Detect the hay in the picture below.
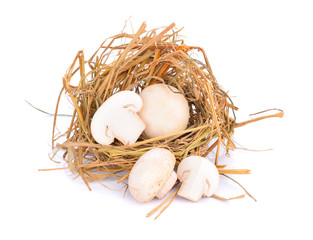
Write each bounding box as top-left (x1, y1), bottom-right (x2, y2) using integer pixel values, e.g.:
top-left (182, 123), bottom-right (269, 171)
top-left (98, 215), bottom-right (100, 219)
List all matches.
top-left (51, 22), bottom-right (283, 194)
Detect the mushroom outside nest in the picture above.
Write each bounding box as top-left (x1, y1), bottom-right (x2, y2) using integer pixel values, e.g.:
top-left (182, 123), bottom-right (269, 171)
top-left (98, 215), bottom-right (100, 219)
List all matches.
top-left (177, 156), bottom-right (220, 202)
top-left (128, 148), bottom-right (177, 202)
top-left (90, 91), bottom-right (146, 145)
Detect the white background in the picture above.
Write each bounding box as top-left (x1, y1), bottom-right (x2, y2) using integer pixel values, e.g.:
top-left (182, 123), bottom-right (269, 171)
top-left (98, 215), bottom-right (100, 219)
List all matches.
top-left (1, 0), bottom-right (312, 239)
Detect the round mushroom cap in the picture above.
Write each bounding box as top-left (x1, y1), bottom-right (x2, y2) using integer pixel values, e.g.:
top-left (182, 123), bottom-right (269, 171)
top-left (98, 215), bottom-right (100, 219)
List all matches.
top-left (128, 148), bottom-right (176, 202)
top-left (139, 84), bottom-right (189, 138)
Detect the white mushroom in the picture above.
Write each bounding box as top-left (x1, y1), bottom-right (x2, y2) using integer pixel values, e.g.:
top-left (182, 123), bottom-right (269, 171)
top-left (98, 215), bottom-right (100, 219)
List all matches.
top-left (177, 156), bottom-right (219, 202)
top-left (128, 148), bottom-right (177, 202)
top-left (139, 84), bottom-right (189, 138)
top-left (91, 91), bottom-right (146, 145)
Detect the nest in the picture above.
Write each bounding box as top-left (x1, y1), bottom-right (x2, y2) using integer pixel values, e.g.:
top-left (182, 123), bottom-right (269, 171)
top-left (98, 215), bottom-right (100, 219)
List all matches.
top-left (52, 22), bottom-right (283, 194)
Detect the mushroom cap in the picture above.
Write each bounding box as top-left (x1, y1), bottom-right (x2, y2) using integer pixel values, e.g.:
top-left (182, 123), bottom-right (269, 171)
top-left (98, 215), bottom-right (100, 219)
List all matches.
top-left (177, 156), bottom-right (220, 201)
top-left (128, 148), bottom-right (176, 202)
top-left (91, 91), bottom-right (145, 145)
top-left (139, 84), bottom-right (189, 138)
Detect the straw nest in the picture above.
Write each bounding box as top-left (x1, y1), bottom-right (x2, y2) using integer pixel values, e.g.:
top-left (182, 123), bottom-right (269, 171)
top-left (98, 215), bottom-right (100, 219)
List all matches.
top-left (52, 22), bottom-right (283, 190)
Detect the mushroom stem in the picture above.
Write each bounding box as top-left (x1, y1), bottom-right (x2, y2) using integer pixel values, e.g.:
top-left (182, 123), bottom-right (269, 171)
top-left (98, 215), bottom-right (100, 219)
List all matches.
top-left (177, 172), bottom-right (207, 202)
top-left (156, 171), bottom-right (177, 199)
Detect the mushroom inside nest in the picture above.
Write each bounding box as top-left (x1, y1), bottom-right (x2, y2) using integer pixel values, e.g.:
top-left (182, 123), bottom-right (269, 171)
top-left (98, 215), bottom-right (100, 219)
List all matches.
top-left (139, 84), bottom-right (189, 138)
top-left (128, 148), bottom-right (177, 202)
top-left (177, 156), bottom-right (220, 202)
top-left (90, 91), bottom-right (146, 145)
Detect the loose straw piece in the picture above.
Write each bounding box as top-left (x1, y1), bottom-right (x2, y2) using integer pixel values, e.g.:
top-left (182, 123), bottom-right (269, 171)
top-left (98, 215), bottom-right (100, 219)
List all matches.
top-left (38, 167), bottom-right (71, 171)
top-left (117, 171), bottom-right (130, 184)
top-left (221, 174), bottom-right (257, 202)
top-left (146, 185), bottom-right (180, 219)
top-left (212, 194), bottom-right (245, 201)
top-left (235, 109), bottom-right (284, 128)
top-left (218, 169), bottom-right (251, 174)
